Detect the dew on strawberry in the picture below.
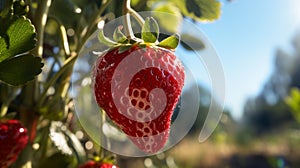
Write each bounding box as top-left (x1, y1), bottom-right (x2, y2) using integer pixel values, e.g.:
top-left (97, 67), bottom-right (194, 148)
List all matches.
top-left (92, 17), bottom-right (184, 153)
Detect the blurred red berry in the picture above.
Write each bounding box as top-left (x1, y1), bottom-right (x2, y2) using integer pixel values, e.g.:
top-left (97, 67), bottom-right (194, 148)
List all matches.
top-left (79, 161), bottom-right (119, 168)
top-left (0, 120), bottom-right (29, 168)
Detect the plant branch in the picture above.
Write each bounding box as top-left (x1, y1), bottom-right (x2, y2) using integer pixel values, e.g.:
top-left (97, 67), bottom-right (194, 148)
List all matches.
top-left (0, 87), bottom-right (19, 118)
top-left (99, 109), bottom-right (106, 159)
top-left (123, 0), bottom-right (134, 39)
top-left (37, 53), bottom-right (78, 108)
top-left (48, 15), bottom-right (71, 57)
top-left (45, 55), bottom-right (61, 82)
top-left (124, 0), bottom-right (145, 26)
top-left (33, 0), bottom-right (52, 57)
top-left (20, 0), bottom-right (52, 110)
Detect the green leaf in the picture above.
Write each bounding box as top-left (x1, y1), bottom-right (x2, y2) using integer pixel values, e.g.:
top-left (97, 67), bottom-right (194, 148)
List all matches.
top-left (158, 34), bottom-right (180, 49)
top-left (113, 26), bottom-right (127, 43)
top-left (181, 34), bottom-right (205, 50)
top-left (0, 16), bottom-right (36, 63)
top-left (118, 44), bottom-right (132, 54)
top-left (186, 0), bottom-right (202, 17)
top-left (285, 88), bottom-right (300, 123)
top-left (152, 2), bottom-right (183, 33)
top-left (13, 0), bottom-right (29, 16)
top-left (98, 29), bottom-right (117, 47)
top-left (142, 17), bottom-right (159, 43)
top-left (174, 0), bottom-right (221, 21)
top-left (0, 37), bottom-right (7, 58)
top-left (0, 54), bottom-right (43, 86)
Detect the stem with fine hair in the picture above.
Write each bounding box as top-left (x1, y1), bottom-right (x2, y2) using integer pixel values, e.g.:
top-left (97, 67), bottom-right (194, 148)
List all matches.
top-left (123, 0), bottom-right (145, 40)
top-left (123, 0), bottom-right (145, 26)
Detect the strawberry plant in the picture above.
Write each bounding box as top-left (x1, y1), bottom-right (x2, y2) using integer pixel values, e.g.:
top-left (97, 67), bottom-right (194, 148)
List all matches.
top-left (0, 0), bottom-right (222, 167)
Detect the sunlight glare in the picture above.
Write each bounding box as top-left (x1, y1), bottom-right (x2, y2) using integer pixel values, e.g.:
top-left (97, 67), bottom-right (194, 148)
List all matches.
top-left (289, 1), bottom-right (300, 24)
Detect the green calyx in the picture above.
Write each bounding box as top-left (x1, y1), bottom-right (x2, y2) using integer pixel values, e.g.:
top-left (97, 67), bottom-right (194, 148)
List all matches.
top-left (97, 17), bottom-right (180, 52)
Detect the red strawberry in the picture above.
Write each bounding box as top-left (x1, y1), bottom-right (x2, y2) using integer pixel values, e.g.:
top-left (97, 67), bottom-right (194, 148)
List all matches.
top-left (79, 161), bottom-right (119, 168)
top-left (93, 42), bottom-right (184, 153)
top-left (0, 120), bottom-right (29, 168)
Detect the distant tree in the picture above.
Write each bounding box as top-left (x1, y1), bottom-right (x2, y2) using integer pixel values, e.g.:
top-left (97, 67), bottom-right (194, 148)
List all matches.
top-left (242, 31), bottom-right (300, 134)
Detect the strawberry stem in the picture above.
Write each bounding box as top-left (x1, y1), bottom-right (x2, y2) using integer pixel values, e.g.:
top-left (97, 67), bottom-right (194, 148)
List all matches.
top-left (122, 0), bottom-right (145, 40)
top-left (123, 0), bottom-right (145, 26)
top-left (99, 109), bottom-right (105, 159)
top-left (99, 109), bottom-right (112, 160)
top-left (123, 0), bottom-right (134, 40)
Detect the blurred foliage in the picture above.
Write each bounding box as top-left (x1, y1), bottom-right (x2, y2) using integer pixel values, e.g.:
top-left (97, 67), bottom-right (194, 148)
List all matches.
top-left (286, 88), bottom-right (300, 123)
top-left (132, 0), bottom-right (221, 22)
top-left (175, 0), bottom-right (221, 22)
top-left (242, 32), bottom-right (300, 135)
top-left (152, 2), bottom-right (182, 33)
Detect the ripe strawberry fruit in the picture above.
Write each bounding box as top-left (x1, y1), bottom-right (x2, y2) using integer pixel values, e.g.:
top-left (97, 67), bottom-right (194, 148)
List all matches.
top-left (79, 161), bottom-right (119, 168)
top-left (0, 120), bottom-right (29, 168)
top-left (92, 17), bottom-right (185, 153)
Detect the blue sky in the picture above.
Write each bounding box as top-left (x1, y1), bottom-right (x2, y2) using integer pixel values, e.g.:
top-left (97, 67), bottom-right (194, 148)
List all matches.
top-left (198, 0), bottom-right (300, 119)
